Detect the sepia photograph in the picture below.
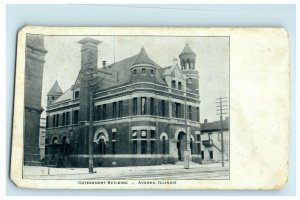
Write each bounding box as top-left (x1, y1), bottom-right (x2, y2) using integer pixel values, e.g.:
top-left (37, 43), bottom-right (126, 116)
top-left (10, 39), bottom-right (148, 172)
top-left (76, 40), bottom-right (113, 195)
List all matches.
top-left (22, 33), bottom-right (229, 181)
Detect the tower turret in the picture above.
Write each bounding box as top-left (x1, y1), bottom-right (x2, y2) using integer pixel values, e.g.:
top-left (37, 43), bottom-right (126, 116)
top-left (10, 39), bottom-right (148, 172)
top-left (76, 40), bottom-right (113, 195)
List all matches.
top-left (179, 43), bottom-right (199, 95)
top-left (130, 47), bottom-right (157, 83)
top-left (47, 80), bottom-right (63, 105)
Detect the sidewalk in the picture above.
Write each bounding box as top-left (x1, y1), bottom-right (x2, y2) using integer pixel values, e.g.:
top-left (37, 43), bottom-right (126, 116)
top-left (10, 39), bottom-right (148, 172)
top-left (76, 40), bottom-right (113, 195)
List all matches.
top-left (23, 162), bottom-right (229, 180)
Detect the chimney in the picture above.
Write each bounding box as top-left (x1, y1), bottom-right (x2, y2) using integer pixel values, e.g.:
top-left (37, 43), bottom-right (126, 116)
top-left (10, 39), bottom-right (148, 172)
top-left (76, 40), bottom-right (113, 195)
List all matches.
top-left (102, 60), bottom-right (106, 68)
top-left (78, 37), bottom-right (102, 70)
top-left (204, 119), bottom-right (208, 123)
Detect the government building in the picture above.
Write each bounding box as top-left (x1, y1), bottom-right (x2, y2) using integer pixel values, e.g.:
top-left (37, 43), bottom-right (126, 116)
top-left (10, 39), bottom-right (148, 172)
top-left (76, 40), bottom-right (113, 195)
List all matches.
top-left (45, 37), bottom-right (202, 167)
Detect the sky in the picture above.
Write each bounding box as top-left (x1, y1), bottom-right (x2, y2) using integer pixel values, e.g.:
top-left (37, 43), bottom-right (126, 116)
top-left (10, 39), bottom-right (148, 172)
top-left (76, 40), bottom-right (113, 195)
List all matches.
top-left (42, 35), bottom-right (229, 122)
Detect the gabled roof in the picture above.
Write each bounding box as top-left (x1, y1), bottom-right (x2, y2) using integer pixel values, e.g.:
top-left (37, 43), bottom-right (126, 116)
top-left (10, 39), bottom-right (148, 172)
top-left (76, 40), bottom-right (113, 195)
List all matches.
top-left (179, 43), bottom-right (196, 56)
top-left (132, 47), bottom-right (156, 66)
top-left (52, 87), bottom-right (72, 103)
top-left (47, 80), bottom-right (63, 96)
top-left (51, 47), bottom-right (169, 105)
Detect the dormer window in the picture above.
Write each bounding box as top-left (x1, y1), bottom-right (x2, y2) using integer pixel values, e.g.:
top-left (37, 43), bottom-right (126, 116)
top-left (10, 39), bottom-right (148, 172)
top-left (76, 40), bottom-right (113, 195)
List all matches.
top-left (172, 80), bottom-right (176, 88)
top-left (150, 69), bottom-right (154, 76)
top-left (75, 91), bottom-right (80, 99)
top-left (142, 68), bottom-right (146, 75)
top-left (133, 69), bottom-right (137, 76)
top-left (178, 82), bottom-right (182, 90)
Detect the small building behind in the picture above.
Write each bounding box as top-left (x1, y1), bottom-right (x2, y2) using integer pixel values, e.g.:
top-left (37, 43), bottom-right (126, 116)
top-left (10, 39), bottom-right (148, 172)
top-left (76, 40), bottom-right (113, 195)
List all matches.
top-left (200, 117), bottom-right (229, 163)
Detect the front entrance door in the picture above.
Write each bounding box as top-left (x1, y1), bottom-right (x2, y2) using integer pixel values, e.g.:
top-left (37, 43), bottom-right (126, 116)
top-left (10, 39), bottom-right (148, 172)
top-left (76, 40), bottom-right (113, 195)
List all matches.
top-left (177, 132), bottom-right (185, 161)
top-left (98, 139), bottom-right (105, 154)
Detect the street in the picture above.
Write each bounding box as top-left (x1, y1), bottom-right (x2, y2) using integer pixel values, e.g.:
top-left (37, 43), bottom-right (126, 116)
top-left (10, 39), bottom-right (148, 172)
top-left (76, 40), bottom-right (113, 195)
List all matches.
top-left (23, 162), bottom-right (229, 180)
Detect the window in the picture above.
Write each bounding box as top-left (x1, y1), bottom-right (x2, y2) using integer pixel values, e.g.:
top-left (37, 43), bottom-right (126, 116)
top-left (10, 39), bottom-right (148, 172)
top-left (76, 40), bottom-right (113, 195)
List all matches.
top-left (196, 107), bottom-right (200, 122)
top-left (133, 98), bottom-right (137, 115)
top-left (52, 96), bottom-right (55, 100)
top-left (52, 115), bottom-right (55, 127)
top-left (172, 80), bottom-right (176, 88)
top-left (141, 97), bottom-right (146, 115)
top-left (142, 68), bottom-right (146, 75)
top-left (209, 151), bottom-right (213, 159)
top-left (62, 113), bottom-right (65, 126)
top-left (119, 101), bottom-right (123, 117)
top-left (113, 102), bottom-right (117, 118)
top-left (66, 112), bottom-right (70, 125)
top-left (112, 132), bottom-right (116, 140)
top-left (132, 131), bottom-right (137, 139)
top-left (56, 114), bottom-right (59, 127)
top-left (201, 150), bottom-right (204, 159)
top-left (97, 105), bottom-right (101, 120)
top-left (161, 100), bottom-right (166, 117)
top-left (197, 143), bottom-right (201, 155)
top-left (150, 98), bottom-right (154, 115)
top-left (175, 103), bottom-right (181, 118)
top-left (103, 104), bottom-right (106, 119)
top-left (187, 78), bottom-right (192, 83)
top-left (197, 134), bottom-right (200, 141)
top-left (150, 130), bottom-right (155, 139)
top-left (150, 69), bottom-right (154, 75)
top-left (112, 142), bottom-right (116, 154)
top-left (151, 141), bottom-right (155, 154)
top-left (133, 141), bottom-right (137, 154)
top-left (133, 69), bottom-right (137, 75)
top-left (141, 141), bottom-right (147, 154)
top-left (74, 110), bottom-right (78, 124)
top-left (75, 91), bottom-right (80, 99)
top-left (208, 132), bottom-right (212, 140)
top-left (74, 110), bottom-right (79, 124)
top-left (141, 130), bottom-right (147, 138)
top-left (188, 105), bottom-right (192, 120)
top-left (132, 131), bottom-right (138, 154)
top-left (178, 82), bottom-right (182, 90)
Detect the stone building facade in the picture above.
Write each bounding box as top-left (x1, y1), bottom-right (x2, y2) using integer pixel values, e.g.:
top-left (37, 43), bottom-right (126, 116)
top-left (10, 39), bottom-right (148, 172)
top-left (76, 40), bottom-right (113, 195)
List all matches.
top-left (200, 117), bottom-right (229, 163)
top-left (24, 34), bottom-right (47, 166)
top-left (45, 38), bottom-right (201, 167)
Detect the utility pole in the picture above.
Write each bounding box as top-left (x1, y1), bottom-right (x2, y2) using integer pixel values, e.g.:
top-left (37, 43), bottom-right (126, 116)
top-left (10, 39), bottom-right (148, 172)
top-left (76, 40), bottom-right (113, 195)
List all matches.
top-left (216, 97), bottom-right (228, 167)
top-left (83, 67), bottom-right (97, 174)
top-left (84, 67), bottom-right (112, 174)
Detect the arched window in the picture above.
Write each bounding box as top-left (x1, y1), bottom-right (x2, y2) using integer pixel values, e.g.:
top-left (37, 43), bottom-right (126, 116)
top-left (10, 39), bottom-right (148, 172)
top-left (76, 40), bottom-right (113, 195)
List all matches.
top-left (187, 59), bottom-right (191, 69)
top-left (133, 69), bottom-right (137, 75)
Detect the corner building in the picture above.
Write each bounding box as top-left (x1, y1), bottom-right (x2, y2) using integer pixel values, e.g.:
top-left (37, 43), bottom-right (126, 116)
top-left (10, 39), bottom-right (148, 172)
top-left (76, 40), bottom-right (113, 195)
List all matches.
top-left (45, 38), bottom-right (201, 167)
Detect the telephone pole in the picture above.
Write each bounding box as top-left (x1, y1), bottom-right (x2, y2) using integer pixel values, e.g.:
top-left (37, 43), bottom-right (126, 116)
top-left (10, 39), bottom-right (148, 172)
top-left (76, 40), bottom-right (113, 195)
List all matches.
top-left (216, 97), bottom-right (228, 167)
top-left (184, 91), bottom-right (190, 169)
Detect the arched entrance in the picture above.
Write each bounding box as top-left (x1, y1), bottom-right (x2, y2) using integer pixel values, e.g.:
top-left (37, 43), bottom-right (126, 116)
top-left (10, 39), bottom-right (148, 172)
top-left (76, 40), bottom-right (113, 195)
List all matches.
top-left (93, 128), bottom-right (109, 155)
top-left (177, 132), bottom-right (185, 161)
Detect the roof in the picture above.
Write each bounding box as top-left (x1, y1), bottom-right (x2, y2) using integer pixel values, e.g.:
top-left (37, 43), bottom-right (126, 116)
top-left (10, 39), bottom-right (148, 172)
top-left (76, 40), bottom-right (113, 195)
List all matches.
top-left (201, 118), bottom-right (229, 132)
top-left (47, 80), bottom-right (63, 96)
top-left (51, 47), bottom-right (169, 105)
top-left (179, 43), bottom-right (196, 56)
top-left (132, 47), bottom-right (156, 66)
top-left (52, 87), bottom-right (72, 103)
